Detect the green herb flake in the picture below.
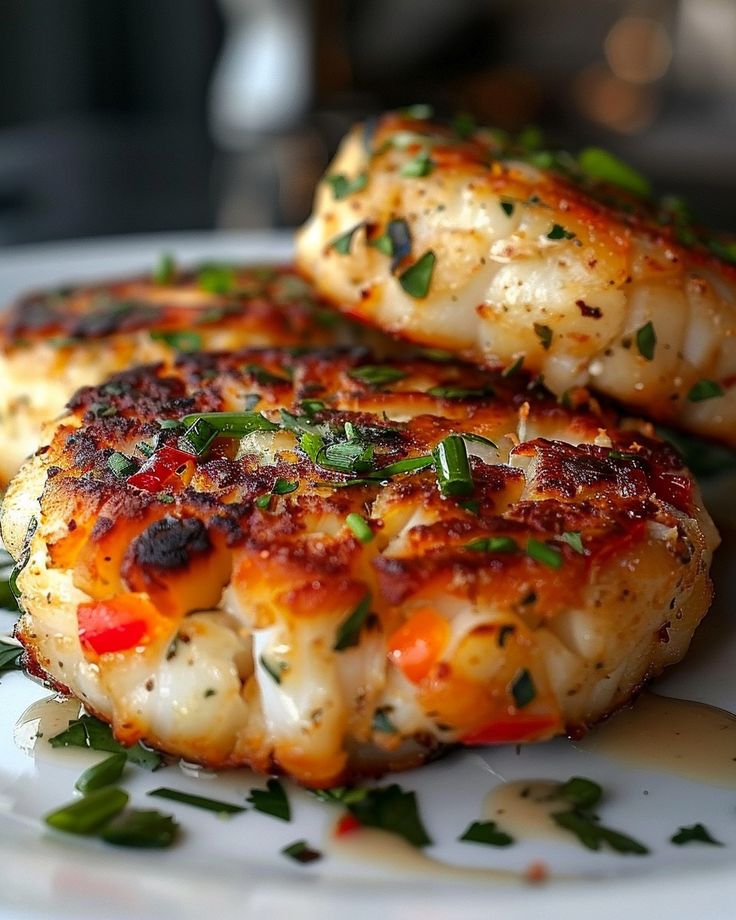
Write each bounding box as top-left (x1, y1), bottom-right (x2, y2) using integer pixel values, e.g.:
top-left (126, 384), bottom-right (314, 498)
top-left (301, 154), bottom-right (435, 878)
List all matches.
top-left (400, 103), bottom-right (434, 120)
top-left (49, 715), bottom-right (164, 770)
top-left (75, 752), bottom-right (127, 794)
top-left (465, 536), bottom-right (518, 554)
top-left (179, 417), bottom-right (218, 456)
top-left (526, 538), bottom-right (563, 569)
top-left (0, 634), bottom-right (21, 669)
top-left (452, 112), bottom-right (476, 140)
top-left (148, 787), bottom-right (245, 816)
top-left (533, 323), bottom-right (553, 349)
top-left (687, 380), bottom-right (724, 402)
top-left (247, 779), bottom-right (291, 822)
top-left (101, 808), bottom-right (179, 848)
top-left (398, 251), bottom-right (436, 299)
top-left (181, 411), bottom-right (279, 436)
top-left (459, 820), bottom-right (514, 847)
top-left (546, 224), bottom-right (575, 241)
top-left (346, 513), bottom-right (374, 543)
top-left (347, 784), bottom-right (432, 847)
top-left (670, 823), bottom-right (723, 847)
top-left (107, 451), bottom-right (137, 479)
top-left (427, 385), bottom-right (494, 400)
top-left (329, 223), bottom-right (363, 255)
top-left (153, 253), bottom-right (176, 285)
top-left (510, 668), bottom-right (536, 708)
top-left (500, 200), bottom-right (515, 217)
top-left (552, 809), bottom-right (648, 855)
top-left (281, 840), bottom-right (322, 864)
top-left (497, 625), bottom-right (515, 647)
top-left (557, 777), bottom-right (603, 810)
top-left (400, 150), bottom-right (434, 178)
top-left (150, 330), bottom-right (202, 353)
top-left (578, 147), bottom-right (651, 198)
top-left (559, 531), bottom-right (584, 554)
top-left (324, 172), bottom-right (368, 201)
top-left (349, 365), bottom-right (407, 388)
top-left (503, 355), bottom-right (522, 380)
top-left (45, 787), bottom-right (129, 836)
top-left (433, 434), bottom-right (474, 497)
top-left (334, 594), bottom-right (372, 651)
top-left (636, 321), bottom-right (657, 361)
top-left (310, 786), bottom-right (368, 806)
top-left (372, 708), bottom-right (397, 734)
top-left (259, 653), bottom-right (288, 684)
top-left (197, 264), bottom-right (236, 295)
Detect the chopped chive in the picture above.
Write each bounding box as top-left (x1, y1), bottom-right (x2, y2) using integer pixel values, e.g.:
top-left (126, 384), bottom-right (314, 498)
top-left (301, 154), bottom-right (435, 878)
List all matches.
top-left (272, 478), bottom-right (298, 495)
top-left (150, 330), bottom-right (202, 353)
top-left (367, 455), bottom-right (433, 479)
top-left (578, 147), bottom-right (651, 198)
top-left (329, 223), bottom-right (364, 255)
top-left (300, 399), bottom-right (326, 415)
top-left (688, 379), bottom-right (724, 402)
top-left (461, 432), bottom-right (498, 449)
top-left (107, 452), bottom-right (137, 478)
top-left (197, 263), bottom-right (235, 294)
top-left (559, 531), bottom-right (584, 554)
top-left (255, 492), bottom-right (270, 509)
top-left (398, 251), bottom-right (436, 299)
top-left (546, 224), bottom-right (575, 241)
top-left (244, 363), bottom-right (291, 386)
top-left (334, 594), bottom-right (372, 651)
top-left (433, 435), bottom-right (473, 497)
top-left (349, 365), bottom-right (407, 387)
top-left (153, 253), bottom-right (176, 285)
top-left (179, 417), bottom-right (218, 456)
top-left (400, 150), bottom-right (434, 178)
top-left (180, 411), bottom-right (279, 435)
top-left (427, 385), bottom-right (494, 399)
top-left (346, 513), bottom-right (374, 543)
top-left (526, 538), bottom-right (563, 569)
top-left (148, 787), bottom-right (245, 816)
top-left (75, 753), bottom-right (127, 794)
top-left (670, 823), bottom-right (723, 847)
top-left (500, 200), bottom-right (515, 217)
top-left (101, 808), bottom-right (179, 848)
top-left (282, 840), bottom-right (322, 864)
top-left (247, 779), bottom-right (290, 822)
top-left (459, 820), bottom-right (514, 847)
top-left (324, 172), bottom-right (368, 200)
top-left (533, 323), bottom-right (553, 349)
top-left (319, 440), bottom-right (375, 474)
top-left (510, 668), bottom-right (536, 708)
top-left (636, 321), bottom-right (656, 361)
top-left (45, 787), bottom-right (129, 835)
top-left (608, 449), bottom-right (639, 461)
top-left (465, 536), bottom-right (518, 553)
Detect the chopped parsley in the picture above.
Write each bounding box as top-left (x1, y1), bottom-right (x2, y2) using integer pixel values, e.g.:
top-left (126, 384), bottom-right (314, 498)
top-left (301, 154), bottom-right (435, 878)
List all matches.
top-left (372, 708), bottom-right (398, 734)
top-left (259, 653), bottom-right (288, 684)
top-left (398, 250), bottom-right (436, 299)
top-left (150, 330), bottom-right (202, 353)
top-left (533, 323), bottom-right (553, 349)
top-left (546, 224), bottom-right (575, 241)
top-left (500, 200), bottom-right (515, 217)
top-left (427, 385), bottom-right (494, 400)
top-left (578, 147), bottom-right (651, 198)
top-left (370, 218), bottom-right (413, 272)
top-left (670, 823), bottom-right (723, 847)
top-left (349, 365), bottom-right (407, 388)
top-left (49, 715), bottom-right (164, 770)
top-left (400, 150), bottom-right (434, 178)
top-left (197, 263), bottom-right (235, 295)
top-left (636, 321), bottom-right (657, 361)
top-left (281, 840), bottom-right (322, 864)
top-left (324, 172), bottom-right (368, 200)
top-left (347, 784), bottom-right (432, 847)
top-left (510, 669), bottom-right (536, 708)
top-left (153, 253), bottom-right (176, 285)
top-left (559, 531), bottom-right (584, 554)
top-left (459, 820), bottom-right (514, 847)
top-left (0, 636), bottom-right (22, 671)
top-left (247, 779), bottom-right (291, 822)
top-left (687, 379), bottom-right (724, 402)
top-left (329, 223), bottom-right (363, 255)
top-left (465, 536), bottom-right (518, 554)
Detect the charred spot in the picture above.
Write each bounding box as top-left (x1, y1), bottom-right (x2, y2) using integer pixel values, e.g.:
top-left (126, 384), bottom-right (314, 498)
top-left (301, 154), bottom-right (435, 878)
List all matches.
top-left (128, 516), bottom-right (212, 570)
top-left (68, 300), bottom-right (159, 338)
top-left (575, 299), bottom-right (602, 319)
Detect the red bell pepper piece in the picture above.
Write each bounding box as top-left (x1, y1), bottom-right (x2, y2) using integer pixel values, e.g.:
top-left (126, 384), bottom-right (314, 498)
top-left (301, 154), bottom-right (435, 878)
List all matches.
top-left (461, 713), bottom-right (560, 746)
top-left (335, 813), bottom-right (361, 836)
top-left (77, 594), bottom-right (157, 655)
top-left (127, 445), bottom-right (194, 492)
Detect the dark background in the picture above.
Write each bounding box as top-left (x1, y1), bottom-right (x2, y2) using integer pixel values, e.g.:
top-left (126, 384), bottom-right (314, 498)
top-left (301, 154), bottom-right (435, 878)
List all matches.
top-left (1, 0), bottom-right (734, 246)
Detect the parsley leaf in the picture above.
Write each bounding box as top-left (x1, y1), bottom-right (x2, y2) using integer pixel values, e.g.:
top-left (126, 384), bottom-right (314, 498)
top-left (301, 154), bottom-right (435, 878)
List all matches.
top-left (282, 840), bottom-right (322, 863)
top-left (0, 636), bottom-right (22, 672)
top-left (329, 223), bottom-right (364, 255)
top-left (325, 172), bottom-right (368, 200)
top-left (49, 715), bottom-right (164, 771)
top-left (533, 323), bottom-right (553, 349)
top-left (552, 810), bottom-right (649, 855)
top-left (559, 531), bottom-right (584, 554)
top-left (636, 321), bottom-right (657, 361)
top-left (398, 251), bottom-right (436, 299)
top-left (546, 224), bottom-right (575, 241)
top-left (459, 820), bottom-right (514, 847)
top-left (247, 778), bottom-right (291, 822)
top-left (688, 380), bottom-right (724, 402)
top-left (670, 823), bottom-right (723, 847)
top-left (347, 784), bottom-right (432, 847)
top-left (334, 595), bottom-right (372, 651)
top-left (150, 330), bottom-right (202, 353)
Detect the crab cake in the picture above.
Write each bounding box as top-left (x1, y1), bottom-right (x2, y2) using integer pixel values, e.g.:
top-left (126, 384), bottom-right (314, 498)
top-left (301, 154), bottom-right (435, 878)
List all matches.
top-left (2, 350), bottom-right (718, 787)
top-left (0, 262), bottom-right (373, 488)
top-left (296, 110), bottom-right (736, 447)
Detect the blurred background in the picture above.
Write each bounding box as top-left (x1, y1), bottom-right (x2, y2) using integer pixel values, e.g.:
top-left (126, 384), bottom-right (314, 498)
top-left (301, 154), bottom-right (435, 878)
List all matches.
top-left (1, 0), bottom-right (734, 246)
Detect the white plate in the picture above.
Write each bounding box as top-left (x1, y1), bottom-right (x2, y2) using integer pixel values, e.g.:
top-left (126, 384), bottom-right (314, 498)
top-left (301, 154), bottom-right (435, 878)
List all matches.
top-left (1, 233), bottom-right (736, 920)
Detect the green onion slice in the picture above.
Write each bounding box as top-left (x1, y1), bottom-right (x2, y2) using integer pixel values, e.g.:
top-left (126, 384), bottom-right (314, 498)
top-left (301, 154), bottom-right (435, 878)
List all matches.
top-left (433, 435), bottom-right (474, 497)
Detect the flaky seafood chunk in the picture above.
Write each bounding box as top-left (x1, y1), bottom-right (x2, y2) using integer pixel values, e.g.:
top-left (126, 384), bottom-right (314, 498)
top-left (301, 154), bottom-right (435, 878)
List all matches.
top-left (296, 111), bottom-right (736, 446)
top-left (0, 262), bottom-right (371, 487)
top-left (2, 349), bottom-right (718, 786)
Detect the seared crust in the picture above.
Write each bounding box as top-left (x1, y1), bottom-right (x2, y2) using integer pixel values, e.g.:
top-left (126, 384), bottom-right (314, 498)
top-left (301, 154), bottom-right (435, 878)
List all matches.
top-left (2, 349), bottom-right (718, 785)
top-left (296, 112), bottom-right (736, 446)
top-left (0, 264), bottom-right (378, 487)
